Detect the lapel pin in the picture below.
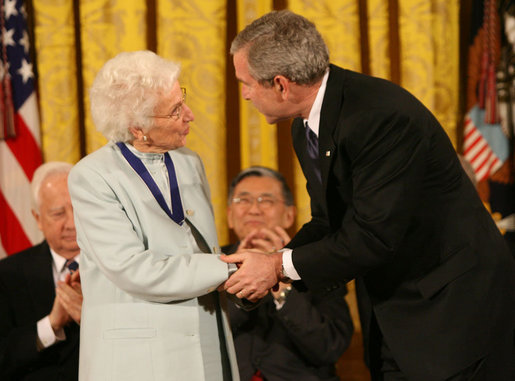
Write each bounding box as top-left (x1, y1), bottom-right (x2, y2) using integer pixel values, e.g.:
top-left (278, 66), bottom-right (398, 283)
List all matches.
top-left (186, 209), bottom-right (194, 216)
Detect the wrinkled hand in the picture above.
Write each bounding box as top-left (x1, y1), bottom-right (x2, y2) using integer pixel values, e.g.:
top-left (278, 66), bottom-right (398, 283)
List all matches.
top-left (220, 250), bottom-right (282, 302)
top-left (56, 270), bottom-right (83, 325)
top-left (238, 226), bottom-right (290, 253)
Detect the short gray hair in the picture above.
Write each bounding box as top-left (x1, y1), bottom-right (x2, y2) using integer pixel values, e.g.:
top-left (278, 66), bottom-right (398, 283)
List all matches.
top-left (228, 166), bottom-right (294, 206)
top-left (230, 10), bottom-right (329, 86)
top-left (31, 162), bottom-right (73, 213)
top-left (90, 50), bottom-right (181, 142)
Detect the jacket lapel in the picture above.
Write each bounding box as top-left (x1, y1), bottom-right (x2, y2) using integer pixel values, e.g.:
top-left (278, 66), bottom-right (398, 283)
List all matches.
top-left (318, 65), bottom-right (345, 191)
top-left (25, 241), bottom-right (56, 318)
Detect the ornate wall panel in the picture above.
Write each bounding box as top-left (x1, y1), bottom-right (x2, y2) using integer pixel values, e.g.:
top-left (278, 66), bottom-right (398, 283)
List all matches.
top-left (80, 0), bottom-right (147, 154)
top-left (367, 0), bottom-right (391, 80)
top-left (157, 0), bottom-right (229, 243)
top-left (236, 0), bottom-right (276, 171)
top-left (399, 0), bottom-right (459, 145)
top-left (33, 0), bottom-right (80, 162)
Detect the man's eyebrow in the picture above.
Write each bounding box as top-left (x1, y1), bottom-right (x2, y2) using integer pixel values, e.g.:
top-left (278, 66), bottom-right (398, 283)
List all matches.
top-left (47, 206), bottom-right (65, 213)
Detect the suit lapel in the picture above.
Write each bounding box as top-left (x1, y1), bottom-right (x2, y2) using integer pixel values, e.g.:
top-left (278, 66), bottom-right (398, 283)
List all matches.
top-left (25, 241), bottom-right (56, 318)
top-left (319, 65), bottom-right (345, 191)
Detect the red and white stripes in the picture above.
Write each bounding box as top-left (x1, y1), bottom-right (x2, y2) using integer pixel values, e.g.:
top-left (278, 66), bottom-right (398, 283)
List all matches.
top-left (0, 93), bottom-right (42, 258)
top-left (463, 114), bottom-right (502, 183)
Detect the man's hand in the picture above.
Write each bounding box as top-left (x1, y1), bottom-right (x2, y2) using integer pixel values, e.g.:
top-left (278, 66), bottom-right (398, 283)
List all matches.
top-left (56, 270), bottom-right (83, 325)
top-left (48, 294), bottom-right (72, 333)
top-left (220, 250), bottom-right (282, 302)
top-left (238, 226), bottom-right (290, 253)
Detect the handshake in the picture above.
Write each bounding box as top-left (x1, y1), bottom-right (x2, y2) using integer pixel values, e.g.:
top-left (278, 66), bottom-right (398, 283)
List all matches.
top-left (219, 226), bottom-right (292, 303)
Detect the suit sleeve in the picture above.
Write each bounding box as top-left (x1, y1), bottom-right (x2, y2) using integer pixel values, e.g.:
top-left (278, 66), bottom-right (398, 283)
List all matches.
top-left (0, 274), bottom-right (41, 378)
top-left (274, 285), bottom-right (353, 365)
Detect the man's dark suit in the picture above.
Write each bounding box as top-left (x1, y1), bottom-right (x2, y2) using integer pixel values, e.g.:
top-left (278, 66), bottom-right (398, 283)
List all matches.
top-left (223, 244), bottom-right (353, 381)
top-left (287, 65), bottom-right (515, 380)
top-left (0, 241), bottom-right (79, 381)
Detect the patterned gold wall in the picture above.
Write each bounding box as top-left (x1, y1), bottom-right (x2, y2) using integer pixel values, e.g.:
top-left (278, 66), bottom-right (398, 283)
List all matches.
top-left (32, 0), bottom-right (460, 247)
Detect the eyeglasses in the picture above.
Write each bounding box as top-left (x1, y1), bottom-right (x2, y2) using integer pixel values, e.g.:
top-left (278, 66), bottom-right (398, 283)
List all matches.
top-left (150, 87), bottom-right (187, 121)
top-left (231, 195), bottom-right (284, 210)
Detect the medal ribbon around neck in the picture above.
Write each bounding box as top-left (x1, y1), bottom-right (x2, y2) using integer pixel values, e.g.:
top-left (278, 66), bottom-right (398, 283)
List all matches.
top-left (116, 142), bottom-right (184, 226)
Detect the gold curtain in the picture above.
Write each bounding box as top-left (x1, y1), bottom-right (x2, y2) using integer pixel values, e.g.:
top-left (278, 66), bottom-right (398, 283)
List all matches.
top-left (32, 0), bottom-right (460, 253)
top-left (80, 0), bottom-right (147, 154)
top-left (157, 0), bottom-right (229, 243)
top-left (33, 0), bottom-right (80, 163)
top-left (31, 2), bottom-right (460, 379)
top-left (367, 0), bottom-right (391, 80)
top-left (236, 0), bottom-right (276, 171)
top-left (398, 0), bottom-right (460, 146)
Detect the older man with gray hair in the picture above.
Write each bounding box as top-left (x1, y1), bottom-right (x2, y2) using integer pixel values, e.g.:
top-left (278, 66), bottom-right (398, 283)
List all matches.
top-left (0, 161), bottom-right (82, 381)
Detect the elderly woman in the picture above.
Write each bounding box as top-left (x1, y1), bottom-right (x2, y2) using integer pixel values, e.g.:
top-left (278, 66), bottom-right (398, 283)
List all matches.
top-left (68, 51), bottom-right (239, 381)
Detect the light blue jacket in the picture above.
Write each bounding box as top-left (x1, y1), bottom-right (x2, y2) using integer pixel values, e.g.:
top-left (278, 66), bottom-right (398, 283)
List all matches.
top-left (69, 142), bottom-right (239, 381)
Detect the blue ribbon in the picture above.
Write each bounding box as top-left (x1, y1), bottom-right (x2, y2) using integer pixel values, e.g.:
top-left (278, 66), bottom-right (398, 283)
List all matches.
top-left (116, 142), bottom-right (184, 226)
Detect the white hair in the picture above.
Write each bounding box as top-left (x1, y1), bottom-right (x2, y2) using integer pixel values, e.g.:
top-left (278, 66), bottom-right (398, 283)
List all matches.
top-left (31, 161), bottom-right (73, 213)
top-left (89, 50), bottom-right (181, 142)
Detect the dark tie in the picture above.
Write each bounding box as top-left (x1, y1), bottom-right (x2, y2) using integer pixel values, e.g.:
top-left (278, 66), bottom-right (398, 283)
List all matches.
top-left (305, 122), bottom-right (322, 183)
top-left (65, 259), bottom-right (79, 274)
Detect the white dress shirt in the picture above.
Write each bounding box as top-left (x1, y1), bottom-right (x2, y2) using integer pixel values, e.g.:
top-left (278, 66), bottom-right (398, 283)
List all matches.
top-left (282, 69), bottom-right (330, 280)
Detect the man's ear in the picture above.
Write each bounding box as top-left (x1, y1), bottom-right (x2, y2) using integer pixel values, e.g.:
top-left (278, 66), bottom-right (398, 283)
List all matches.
top-left (32, 209), bottom-right (43, 231)
top-left (282, 205), bottom-right (296, 229)
top-left (227, 206), bottom-right (235, 230)
top-left (273, 75), bottom-right (290, 99)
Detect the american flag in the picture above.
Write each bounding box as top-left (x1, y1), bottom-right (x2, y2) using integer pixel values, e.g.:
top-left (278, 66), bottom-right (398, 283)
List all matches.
top-left (0, 0), bottom-right (42, 258)
top-left (462, 106), bottom-right (507, 182)
top-left (462, 0), bottom-right (509, 184)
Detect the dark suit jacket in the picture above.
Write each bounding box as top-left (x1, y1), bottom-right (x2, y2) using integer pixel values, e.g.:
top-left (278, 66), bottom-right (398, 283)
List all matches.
top-left (288, 65), bottom-right (515, 380)
top-left (223, 243), bottom-right (353, 381)
top-left (0, 241), bottom-right (79, 381)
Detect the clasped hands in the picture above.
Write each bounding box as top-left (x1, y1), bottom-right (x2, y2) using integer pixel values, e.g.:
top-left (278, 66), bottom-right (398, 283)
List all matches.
top-left (220, 226), bottom-right (290, 302)
top-left (49, 269), bottom-right (83, 332)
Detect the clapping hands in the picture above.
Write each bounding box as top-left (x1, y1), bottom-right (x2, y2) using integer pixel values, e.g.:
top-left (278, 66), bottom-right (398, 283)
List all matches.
top-left (50, 270), bottom-right (83, 332)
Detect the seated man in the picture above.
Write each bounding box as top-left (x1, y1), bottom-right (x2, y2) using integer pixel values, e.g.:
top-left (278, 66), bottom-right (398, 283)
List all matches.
top-left (0, 162), bottom-right (82, 381)
top-left (224, 166), bottom-right (354, 381)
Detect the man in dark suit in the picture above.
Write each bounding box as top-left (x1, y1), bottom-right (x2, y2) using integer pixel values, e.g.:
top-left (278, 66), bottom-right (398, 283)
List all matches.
top-left (0, 162), bottom-right (82, 381)
top-left (224, 166), bottom-right (353, 381)
top-left (222, 10), bottom-right (515, 381)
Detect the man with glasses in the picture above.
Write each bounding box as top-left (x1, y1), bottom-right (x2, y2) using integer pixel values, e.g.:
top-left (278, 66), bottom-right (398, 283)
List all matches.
top-left (224, 166), bottom-right (353, 381)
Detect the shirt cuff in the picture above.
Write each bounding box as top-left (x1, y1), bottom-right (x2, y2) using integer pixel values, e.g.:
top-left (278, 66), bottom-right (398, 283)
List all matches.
top-left (228, 262), bottom-right (238, 276)
top-left (281, 249), bottom-right (301, 280)
top-left (37, 315), bottom-right (66, 350)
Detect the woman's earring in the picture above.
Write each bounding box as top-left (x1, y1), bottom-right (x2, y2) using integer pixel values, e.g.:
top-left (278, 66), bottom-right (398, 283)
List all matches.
top-left (143, 135), bottom-right (148, 142)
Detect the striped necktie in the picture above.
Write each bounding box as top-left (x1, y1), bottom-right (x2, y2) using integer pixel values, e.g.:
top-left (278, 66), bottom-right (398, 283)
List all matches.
top-left (305, 121), bottom-right (321, 183)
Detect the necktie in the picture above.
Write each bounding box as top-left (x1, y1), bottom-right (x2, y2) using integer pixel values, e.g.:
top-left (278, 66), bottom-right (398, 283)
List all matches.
top-left (305, 122), bottom-right (322, 183)
top-left (65, 259), bottom-right (79, 274)
top-left (305, 121), bottom-right (319, 160)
